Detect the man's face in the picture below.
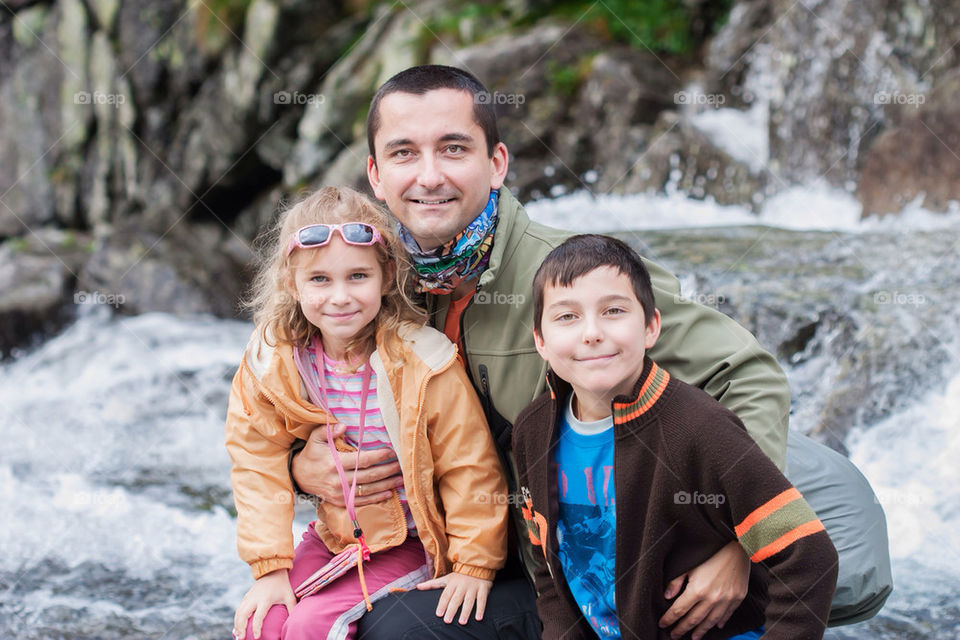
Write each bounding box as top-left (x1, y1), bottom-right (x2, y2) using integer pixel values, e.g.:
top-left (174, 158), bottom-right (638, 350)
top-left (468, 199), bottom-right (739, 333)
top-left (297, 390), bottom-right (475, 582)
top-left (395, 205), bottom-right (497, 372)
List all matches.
top-left (367, 88), bottom-right (509, 251)
top-left (534, 267), bottom-right (661, 405)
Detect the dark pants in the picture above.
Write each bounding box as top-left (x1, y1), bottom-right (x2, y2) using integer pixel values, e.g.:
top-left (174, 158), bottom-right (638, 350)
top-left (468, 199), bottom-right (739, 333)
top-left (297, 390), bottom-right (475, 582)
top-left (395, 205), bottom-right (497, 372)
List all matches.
top-left (357, 573), bottom-right (540, 640)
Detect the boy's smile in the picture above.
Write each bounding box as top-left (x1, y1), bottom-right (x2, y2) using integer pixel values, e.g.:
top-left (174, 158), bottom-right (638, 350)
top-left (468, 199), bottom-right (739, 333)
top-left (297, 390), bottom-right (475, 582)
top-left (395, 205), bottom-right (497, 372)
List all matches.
top-left (534, 267), bottom-right (661, 422)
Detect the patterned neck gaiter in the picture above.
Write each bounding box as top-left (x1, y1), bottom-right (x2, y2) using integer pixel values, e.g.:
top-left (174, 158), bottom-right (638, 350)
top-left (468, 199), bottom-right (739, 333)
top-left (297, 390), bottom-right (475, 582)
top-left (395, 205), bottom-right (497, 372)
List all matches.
top-left (399, 189), bottom-right (499, 295)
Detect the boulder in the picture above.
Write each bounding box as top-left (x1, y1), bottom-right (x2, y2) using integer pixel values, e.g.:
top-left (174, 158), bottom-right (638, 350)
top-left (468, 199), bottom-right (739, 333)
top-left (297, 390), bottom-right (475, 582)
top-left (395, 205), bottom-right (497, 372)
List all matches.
top-left (78, 218), bottom-right (254, 318)
top-left (0, 229), bottom-right (90, 358)
top-left (857, 70), bottom-right (960, 217)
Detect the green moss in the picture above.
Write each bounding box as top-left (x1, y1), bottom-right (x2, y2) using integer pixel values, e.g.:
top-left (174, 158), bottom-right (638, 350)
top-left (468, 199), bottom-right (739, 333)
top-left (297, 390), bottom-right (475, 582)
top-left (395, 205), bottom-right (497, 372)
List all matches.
top-left (194, 0), bottom-right (252, 53)
top-left (7, 238), bottom-right (29, 253)
top-left (546, 56), bottom-right (594, 97)
top-left (534, 0), bottom-right (734, 55)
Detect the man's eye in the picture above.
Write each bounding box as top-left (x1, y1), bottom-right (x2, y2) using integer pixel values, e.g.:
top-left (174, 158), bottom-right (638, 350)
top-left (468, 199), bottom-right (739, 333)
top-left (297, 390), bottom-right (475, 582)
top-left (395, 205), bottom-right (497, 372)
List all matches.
top-left (445, 144), bottom-right (464, 153)
top-left (393, 149), bottom-right (412, 158)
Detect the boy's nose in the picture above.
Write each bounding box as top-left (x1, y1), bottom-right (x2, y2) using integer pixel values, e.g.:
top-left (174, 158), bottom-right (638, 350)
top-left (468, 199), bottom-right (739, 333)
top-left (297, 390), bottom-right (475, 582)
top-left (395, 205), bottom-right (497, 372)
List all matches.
top-left (581, 317), bottom-right (604, 343)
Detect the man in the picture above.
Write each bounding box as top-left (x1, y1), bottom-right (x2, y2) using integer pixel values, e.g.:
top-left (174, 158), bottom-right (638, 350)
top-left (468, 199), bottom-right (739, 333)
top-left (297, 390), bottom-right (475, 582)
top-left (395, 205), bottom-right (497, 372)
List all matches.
top-left (290, 65), bottom-right (890, 639)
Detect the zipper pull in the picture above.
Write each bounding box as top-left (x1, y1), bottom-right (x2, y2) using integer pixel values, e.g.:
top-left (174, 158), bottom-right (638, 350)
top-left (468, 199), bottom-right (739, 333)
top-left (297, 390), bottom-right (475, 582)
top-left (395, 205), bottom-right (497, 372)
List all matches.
top-left (479, 364), bottom-right (491, 395)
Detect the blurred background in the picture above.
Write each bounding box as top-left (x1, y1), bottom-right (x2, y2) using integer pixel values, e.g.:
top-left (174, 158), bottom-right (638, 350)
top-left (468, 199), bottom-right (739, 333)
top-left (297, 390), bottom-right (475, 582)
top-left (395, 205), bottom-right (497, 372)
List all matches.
top-left (1, 0), bottom-right (958, 637)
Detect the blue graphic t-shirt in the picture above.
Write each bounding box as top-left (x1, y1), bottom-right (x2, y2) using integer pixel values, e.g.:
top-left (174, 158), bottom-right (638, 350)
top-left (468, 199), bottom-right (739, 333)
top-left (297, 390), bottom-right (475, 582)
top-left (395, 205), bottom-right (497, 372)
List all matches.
top-left (555, 394), bottom-right (619, 638)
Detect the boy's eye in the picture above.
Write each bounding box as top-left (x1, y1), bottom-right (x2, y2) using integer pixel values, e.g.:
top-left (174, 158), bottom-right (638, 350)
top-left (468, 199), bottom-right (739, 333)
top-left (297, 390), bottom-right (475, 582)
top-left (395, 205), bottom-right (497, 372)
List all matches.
top-left (605, 307), bottom-right (626, 315)
top-left (556, 312), bottom-right (576, 322)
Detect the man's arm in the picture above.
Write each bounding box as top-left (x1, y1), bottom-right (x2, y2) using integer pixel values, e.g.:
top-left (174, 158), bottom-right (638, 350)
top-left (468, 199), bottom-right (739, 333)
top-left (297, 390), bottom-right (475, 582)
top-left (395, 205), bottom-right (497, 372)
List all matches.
top-left (644, 256), bottom-right (790, 469)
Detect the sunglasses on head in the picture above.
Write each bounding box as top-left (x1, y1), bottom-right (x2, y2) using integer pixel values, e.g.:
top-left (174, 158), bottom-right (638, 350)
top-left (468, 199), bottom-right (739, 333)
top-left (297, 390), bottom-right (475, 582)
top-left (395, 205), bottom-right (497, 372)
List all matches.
top-left (286, 223), bottom-right (385, 256)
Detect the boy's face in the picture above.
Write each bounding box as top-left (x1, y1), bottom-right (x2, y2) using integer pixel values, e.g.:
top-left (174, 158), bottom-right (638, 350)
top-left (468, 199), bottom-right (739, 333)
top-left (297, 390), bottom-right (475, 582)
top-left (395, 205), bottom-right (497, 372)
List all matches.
top-left (534, 266), bottom-right (661, 404)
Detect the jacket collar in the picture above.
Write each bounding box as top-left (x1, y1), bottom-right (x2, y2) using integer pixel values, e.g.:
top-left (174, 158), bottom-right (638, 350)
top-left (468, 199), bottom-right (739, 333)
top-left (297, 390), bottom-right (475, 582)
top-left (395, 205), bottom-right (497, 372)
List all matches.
top-left (478, 186), bottom-right (527, 289)
top-left (544, 356), bottom-right (671, 428)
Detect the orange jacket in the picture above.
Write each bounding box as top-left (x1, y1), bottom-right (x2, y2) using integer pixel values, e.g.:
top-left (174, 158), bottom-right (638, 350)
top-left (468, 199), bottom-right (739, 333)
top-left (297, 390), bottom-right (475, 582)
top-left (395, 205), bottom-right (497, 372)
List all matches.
top-left (225, 323), bottom-right (509, 581)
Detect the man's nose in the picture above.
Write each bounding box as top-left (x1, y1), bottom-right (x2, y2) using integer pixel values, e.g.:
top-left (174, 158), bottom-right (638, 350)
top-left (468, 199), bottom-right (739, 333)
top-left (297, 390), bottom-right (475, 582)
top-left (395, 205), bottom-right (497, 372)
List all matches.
top-left (417, 155), bottom-right (445, 190)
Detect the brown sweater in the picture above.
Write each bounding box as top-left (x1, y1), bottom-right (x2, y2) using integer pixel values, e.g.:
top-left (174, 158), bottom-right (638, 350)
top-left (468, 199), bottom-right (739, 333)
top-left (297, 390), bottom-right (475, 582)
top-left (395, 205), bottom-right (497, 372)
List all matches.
top-left (512, 357), bottom-right (838, 640)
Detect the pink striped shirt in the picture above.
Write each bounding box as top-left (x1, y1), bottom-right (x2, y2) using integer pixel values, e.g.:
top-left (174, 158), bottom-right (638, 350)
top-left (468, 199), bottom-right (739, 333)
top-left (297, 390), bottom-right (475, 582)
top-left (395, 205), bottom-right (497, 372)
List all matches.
top-left (309, 351), bottom-right (416, 531)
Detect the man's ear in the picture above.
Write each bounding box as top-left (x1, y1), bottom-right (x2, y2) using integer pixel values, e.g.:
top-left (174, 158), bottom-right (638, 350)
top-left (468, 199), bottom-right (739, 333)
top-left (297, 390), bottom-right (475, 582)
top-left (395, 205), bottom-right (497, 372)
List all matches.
top-left (644, 308), bottom-right (662, 349)
top-left (367, 155), bottom-right (385, 201)
top-left (489, 142), bottom-right (509, 190)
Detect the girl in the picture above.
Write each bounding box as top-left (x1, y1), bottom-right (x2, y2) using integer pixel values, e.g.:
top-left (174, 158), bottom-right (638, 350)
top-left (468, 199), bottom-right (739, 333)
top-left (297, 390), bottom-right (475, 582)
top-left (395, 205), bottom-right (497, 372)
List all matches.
top-left (226, 186), bottom-right (508, 640)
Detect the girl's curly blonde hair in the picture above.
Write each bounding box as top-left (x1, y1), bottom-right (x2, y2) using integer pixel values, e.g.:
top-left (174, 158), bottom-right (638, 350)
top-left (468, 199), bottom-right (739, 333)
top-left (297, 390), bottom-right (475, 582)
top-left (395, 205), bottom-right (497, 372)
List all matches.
top-left (245, 186), bottom-right (426, 365)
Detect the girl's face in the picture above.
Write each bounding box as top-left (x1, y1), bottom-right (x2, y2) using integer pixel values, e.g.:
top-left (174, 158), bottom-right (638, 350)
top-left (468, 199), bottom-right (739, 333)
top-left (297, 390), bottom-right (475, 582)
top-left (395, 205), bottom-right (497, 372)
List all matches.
top-left (288, 234), bottom-right (387, 360)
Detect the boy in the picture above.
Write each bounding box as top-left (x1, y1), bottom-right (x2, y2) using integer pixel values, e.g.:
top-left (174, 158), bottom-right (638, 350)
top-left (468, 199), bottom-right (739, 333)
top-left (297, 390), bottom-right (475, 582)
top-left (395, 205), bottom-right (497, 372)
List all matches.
top-left (512, 234), bottom-right (838, 640)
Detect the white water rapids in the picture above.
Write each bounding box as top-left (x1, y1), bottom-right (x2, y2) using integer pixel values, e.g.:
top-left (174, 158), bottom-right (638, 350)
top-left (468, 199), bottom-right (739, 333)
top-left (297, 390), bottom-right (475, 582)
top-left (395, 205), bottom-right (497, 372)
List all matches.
top-left (2, 186), bottom-right (959, 637)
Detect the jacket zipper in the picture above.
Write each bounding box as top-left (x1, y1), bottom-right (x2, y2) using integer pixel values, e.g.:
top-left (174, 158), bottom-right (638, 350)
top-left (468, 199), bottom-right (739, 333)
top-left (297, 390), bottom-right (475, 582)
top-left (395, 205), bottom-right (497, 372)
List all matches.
top-left (409, 354), bottom-right (459, 578)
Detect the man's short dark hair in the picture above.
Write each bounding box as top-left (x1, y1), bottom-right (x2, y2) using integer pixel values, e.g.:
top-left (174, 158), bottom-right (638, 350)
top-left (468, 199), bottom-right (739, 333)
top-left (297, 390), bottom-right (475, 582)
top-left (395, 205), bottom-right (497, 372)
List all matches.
top-left (532, 234), bottom-right (657, 335)
top-left (366, 65), bottom-right (500, 161)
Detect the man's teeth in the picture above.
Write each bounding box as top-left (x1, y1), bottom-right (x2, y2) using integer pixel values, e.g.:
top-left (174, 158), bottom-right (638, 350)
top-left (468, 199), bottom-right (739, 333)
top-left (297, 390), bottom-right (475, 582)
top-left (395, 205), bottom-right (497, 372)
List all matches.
top-left (414, 198), bottom-right (453, 204)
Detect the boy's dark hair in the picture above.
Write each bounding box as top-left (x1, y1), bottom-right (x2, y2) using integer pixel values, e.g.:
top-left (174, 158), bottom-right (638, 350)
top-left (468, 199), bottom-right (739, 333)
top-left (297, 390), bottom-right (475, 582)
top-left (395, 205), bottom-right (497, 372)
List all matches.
top-left (532, 234), bottom-right (657, 335)
top-left (366, 65), bottom-right (500, 161)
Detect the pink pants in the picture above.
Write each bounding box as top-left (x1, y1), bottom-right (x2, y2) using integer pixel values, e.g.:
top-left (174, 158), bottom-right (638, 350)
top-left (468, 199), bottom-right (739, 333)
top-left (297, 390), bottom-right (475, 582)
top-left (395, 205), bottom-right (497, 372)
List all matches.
top-left (242, 525), bottom-right (430, 640)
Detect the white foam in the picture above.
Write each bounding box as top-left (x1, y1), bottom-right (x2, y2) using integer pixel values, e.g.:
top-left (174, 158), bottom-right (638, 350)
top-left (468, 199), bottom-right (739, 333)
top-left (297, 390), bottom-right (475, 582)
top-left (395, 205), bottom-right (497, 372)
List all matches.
top-left (525, 183), bottom-right (960, 233)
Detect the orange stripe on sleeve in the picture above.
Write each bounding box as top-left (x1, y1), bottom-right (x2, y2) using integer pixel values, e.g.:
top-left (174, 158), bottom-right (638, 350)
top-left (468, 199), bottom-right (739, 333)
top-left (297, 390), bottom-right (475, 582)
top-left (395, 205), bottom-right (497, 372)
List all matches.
top-left (735, 488), bottom-right (803, 537)
top-left (750, 519), bottom-right (826, 562)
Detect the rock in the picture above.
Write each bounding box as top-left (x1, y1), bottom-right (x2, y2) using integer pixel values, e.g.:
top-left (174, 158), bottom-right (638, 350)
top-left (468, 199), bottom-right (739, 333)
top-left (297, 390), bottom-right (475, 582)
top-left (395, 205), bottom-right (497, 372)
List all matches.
top-left (702, 0), bottom-right (960, 189)
top-left (285, 3), bottom-right (407, 187)
top-left (78, 218), bottom-right (255, 317)
top-left (611, 111), bottom-right (766, 207)
top-left (0, 229), bottom-right (90, 358)
top-left (857, 70), bottom-right (960, 217)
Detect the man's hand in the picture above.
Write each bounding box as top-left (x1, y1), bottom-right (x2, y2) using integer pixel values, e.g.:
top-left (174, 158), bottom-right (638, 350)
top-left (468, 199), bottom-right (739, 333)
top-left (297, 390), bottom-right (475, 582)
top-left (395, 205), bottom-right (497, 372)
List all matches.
top-left (658, 541), bottom-right (750, 640)
top-left (233, 569), bottom-right (295, 639)
top-left (417, 572), bottom-right (493, 625)
top-left (291, 424), bottom-right (403, 507)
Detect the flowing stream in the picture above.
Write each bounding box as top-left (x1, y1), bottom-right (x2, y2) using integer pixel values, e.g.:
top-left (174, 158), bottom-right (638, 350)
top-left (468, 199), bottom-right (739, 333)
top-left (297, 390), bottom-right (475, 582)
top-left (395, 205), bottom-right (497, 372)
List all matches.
top-left (2, 188), bottom-right (959, 638)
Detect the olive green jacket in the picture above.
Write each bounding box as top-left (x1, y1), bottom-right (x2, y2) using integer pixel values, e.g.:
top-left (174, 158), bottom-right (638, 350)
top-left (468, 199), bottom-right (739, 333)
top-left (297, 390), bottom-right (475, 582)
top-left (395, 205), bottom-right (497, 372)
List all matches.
top-left (426, 187), bottom-right (790, 469)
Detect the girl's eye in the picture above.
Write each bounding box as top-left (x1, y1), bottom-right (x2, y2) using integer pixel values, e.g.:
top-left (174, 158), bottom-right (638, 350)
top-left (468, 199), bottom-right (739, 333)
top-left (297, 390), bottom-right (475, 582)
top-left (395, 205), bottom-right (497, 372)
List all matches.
top-left (310, 275), bottom-right (328, 283)
top-left (350, 272), bottom-right (368, 280)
